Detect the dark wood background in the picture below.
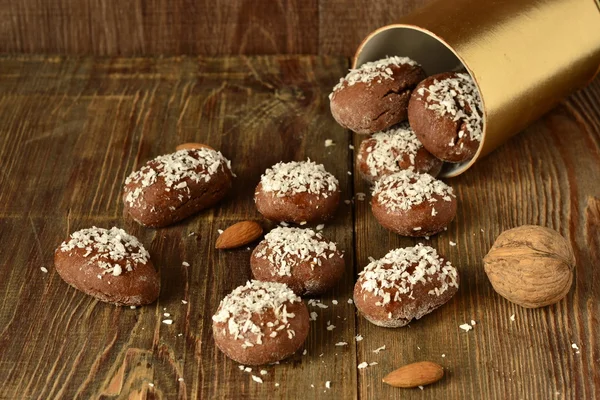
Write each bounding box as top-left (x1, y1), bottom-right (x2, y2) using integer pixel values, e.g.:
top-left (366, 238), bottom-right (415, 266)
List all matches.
top-left (0, 1), bottom-right (599, 399)
top-left (0, 0), bottom-right (431, 57)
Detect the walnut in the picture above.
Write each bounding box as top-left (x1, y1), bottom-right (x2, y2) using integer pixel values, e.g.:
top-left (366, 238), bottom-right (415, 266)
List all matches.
top-left (483, 225), bottom-right (575, 308)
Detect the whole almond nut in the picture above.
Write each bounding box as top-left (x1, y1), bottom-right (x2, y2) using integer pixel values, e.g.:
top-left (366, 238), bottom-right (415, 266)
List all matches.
top-left (216, 221), bottom-right (263, 249)
top-left (176, 142), bottom-right (215, 151)
top-left (382, 361), bottom-right (444, 388)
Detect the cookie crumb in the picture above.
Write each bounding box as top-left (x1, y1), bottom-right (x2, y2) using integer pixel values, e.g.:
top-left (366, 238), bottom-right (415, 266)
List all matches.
top-left (355, 334), bottom-right (363, 342)
top-left (335, 342), bottom-right (348, 346)
top-left (182, 261), bottom-right (190, 267)
top-left (449, 241), bottom-right (456, 246)
top-left (325, 139), bottom-right (335, 147)
top-left (325, 381), bottom-right (331, 389)
top-left (510, 314), bottom-right (515, 322)
top-left (252, 375), bottom-right (263, 384)
top-left (182, 300), bottom-right (188, 304)
top-left (332, 300), bottom-right (338, 305)
top-left (162, 319), bottom-right (174, 325)
top-left (357, 362), bottom-right (369, 369)
top-left (40, 267), bottom-right (48, 273)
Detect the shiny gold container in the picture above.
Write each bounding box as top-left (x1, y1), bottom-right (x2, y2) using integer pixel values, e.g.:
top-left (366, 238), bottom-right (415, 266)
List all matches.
top-left (354, 0), bottom-right (600, 177)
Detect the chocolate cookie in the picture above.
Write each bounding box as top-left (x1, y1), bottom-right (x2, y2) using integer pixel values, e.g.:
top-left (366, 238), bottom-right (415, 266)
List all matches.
top-left (123, 148), bottom-right (234, 227)
top-left (371, 169), bottom-right (456, 237)
top-left (354, 244), bottom-right (459, 328)
top-left (330, 56), bottom-right (426, 134)
top-left (54, 227), bottom-right (160, 306)
top-left (408, 72), bottom-right (484, 162)
top-left (254, 160), bottom-right (340, 224)
top-left (212, 280), bottom-right (310, 365)
top-left (357, 123), bottom-right (443, 183)
top-left (251, 227), bottom-right (345, 296)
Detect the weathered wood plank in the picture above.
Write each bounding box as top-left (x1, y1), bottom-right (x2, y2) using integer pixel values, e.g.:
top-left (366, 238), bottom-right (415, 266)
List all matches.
top-left (0, 55), bottom-right (358, 399)
top-left (0, 0), bottom-right (319, 55)
top-left (317, 0), bottom-right (434, 56)
top-left (351, 77), bottom-right (600, 399)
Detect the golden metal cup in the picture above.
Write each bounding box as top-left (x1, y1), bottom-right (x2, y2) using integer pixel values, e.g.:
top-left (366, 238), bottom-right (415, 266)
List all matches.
top-left (354, 0), bottom-right (600, 177)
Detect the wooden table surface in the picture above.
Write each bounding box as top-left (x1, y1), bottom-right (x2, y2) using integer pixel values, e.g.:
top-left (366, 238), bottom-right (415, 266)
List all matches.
top-left (0, 55), bottom-right (598, 400)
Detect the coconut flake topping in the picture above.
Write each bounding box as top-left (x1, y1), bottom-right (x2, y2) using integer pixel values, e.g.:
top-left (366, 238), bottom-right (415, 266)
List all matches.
top-left (331, 56), bottom-right (418, 95)
top-left (372, 169), bottom-right (454, 212)
top-left (124, 148), bottom-right (232, 207)
top-left (59, 226), bottom-right (150, 276)
top-left (360, 123), bottom-right (423, 178)
top-left (212, 280), bottom-right (301, 345)
top-left (254, 227), bottom-right (340, 277)
top-left (358, 244), bottom-right (458, 305)
top-left (416, 72), bottom-right (483, 142)
top-left (259, 160), bottom-right (339, 197)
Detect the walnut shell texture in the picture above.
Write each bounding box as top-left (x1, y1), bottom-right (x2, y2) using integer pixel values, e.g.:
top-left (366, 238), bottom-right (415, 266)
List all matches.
top-left (483, 225), bottom-right (575, 308)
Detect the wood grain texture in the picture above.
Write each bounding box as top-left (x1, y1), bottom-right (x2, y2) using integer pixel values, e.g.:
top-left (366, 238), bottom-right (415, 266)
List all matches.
top-left (351, 77), bottom-right (600, 399)
top-left (0, 55), bottom-right (357, 399)
top-left (318, 0), bottom-right (434, 56)
top-left (0, 0), bottom-right (438, 57)
top-left (0, 54), bottom-right (598, 399)
top-left (0, 0), bottom-right (319, 55)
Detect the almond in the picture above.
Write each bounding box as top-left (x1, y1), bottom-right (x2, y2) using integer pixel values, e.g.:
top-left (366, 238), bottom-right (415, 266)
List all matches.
top-left (176, 142), bottom-right (215, 151)
top-left (216, 221), bottom-right (263, 249)
top-left (382, 361), bottom-right (444, 388)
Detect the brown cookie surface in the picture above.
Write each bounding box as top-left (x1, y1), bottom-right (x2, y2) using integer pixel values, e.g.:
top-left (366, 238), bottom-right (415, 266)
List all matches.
top-left (408, 72), bottom-right (483, 163)
top-left (54, 227), bottom-right (160, 306)
top-left (354, 244), bottom-right (459, 328)
top-left (357, 123), bottom-right (443, 183)
top-left (212, 280), bottom-right (309, 365)
top-left (371, 169), bottom-right (456, 237)
top-left (123, 148), bottom-right (233, 228)
top-left (330, 56), bottom-right (426, 134)
top-left (255, 160), bottom-right (340, 224)
top-left (251, 227), bottom-right (345, 296)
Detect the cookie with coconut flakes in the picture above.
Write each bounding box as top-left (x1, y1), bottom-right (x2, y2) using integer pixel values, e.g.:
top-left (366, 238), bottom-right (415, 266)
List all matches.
top-left (54, 227), bottom-right (160, 306)
top-left (250, 227), bottom-right (345, 296)
top-left (371, 169), bottom-right (456, 237)
top-left (357, 123), bottom-right (443, 183)
top-left (123, 148), bottom-right (234, 228)
top-left (408, 72), bottom-right (484, 163)
top-left (354, 244), bottom-right (459, 328)
top-left (329, 56), bottom-right (426, 134)
top-left (212, 280), bottom-right (310, 365)
top-left (254, 160), bottom-right (340, 224)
